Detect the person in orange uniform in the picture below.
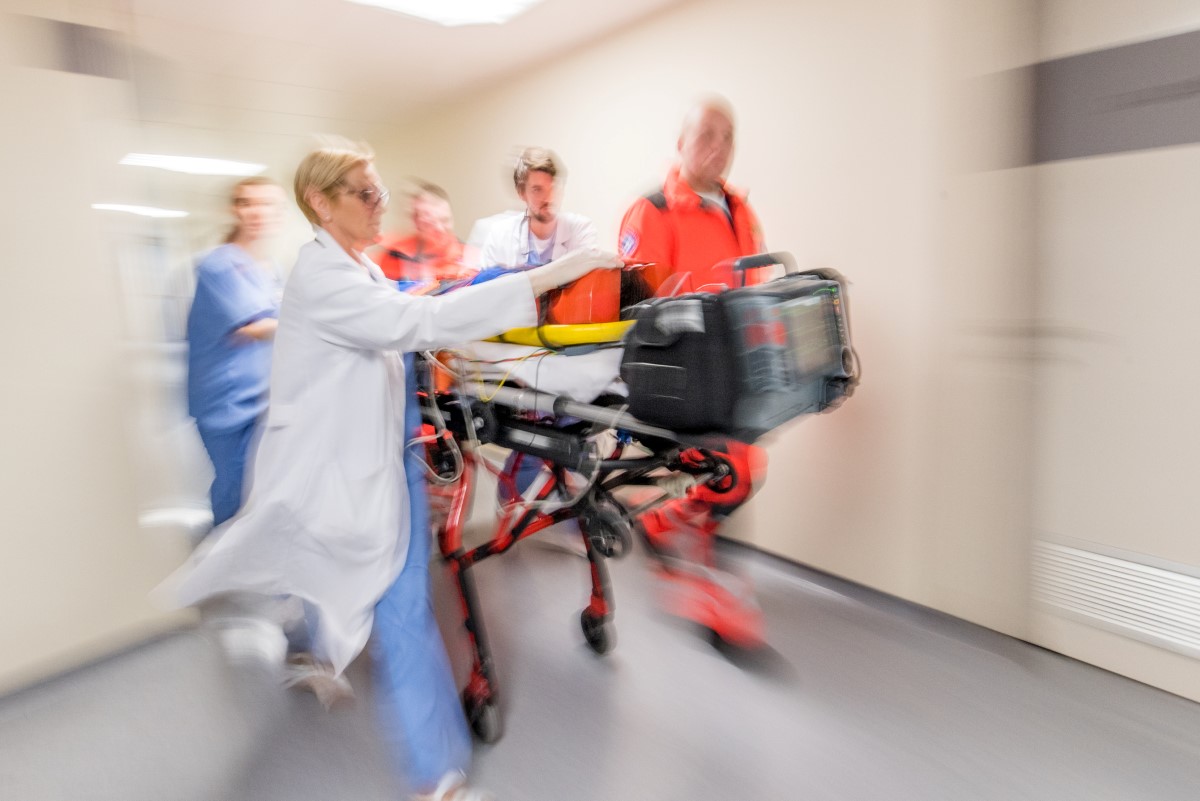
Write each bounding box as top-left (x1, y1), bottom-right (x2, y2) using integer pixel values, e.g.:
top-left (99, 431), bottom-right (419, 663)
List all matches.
top-left (376, 181), bottom-right (475, 290)
top-left (619, 96), bottom-right (768, 298)
top-left (618, 95), bottom-right (771, 652)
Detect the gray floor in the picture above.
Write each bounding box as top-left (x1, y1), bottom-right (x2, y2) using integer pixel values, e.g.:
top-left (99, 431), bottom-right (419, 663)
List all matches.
top-left (3, 538), bottom-right (1200, 801)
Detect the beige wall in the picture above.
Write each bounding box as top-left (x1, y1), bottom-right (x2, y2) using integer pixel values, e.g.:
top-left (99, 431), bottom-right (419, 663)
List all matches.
top-left (375, 0), bottom-right (1041, 638)
top-left (0, 36), bottom-right (190, 693)
top-left (0, 10), bottom-right (365, 693)
top-left (1038, 0), bottom-right (1200, 59)
top-left (1028, 2), bottom-right (1200, 703)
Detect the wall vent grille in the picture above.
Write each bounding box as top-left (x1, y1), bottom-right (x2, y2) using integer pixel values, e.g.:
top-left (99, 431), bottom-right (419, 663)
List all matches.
top-left (1032, 540), bottom-right (1200, 660)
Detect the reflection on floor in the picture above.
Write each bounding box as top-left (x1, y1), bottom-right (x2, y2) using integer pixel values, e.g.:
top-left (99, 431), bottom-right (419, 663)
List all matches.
top-left (3, 538), bottom-right (1200, 801)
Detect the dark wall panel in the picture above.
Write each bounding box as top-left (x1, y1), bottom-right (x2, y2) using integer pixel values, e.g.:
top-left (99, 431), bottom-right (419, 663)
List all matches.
top-left (1035, 29), bottom-right (1200, 163)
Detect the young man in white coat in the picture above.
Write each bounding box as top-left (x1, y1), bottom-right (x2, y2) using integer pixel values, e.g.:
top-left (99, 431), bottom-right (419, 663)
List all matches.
top-left (478, 147), bottom-right (596, 269)
top-left (477, 148), bottom-right (603, 555)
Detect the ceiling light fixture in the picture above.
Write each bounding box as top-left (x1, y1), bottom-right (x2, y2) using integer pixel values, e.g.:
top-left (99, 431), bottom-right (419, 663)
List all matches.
top-left (344, 0), bottom-right (542, 27)
top-left (119, 153), bottom-right (266, 176)
top-left (92, 203), bottom-right (189, 219)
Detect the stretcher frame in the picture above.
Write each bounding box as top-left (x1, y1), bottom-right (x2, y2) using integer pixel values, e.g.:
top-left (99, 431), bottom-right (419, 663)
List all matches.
top-left (416, 251), bottom-right (858, 743)
top-left (418, 368), bottom-right (734, 744)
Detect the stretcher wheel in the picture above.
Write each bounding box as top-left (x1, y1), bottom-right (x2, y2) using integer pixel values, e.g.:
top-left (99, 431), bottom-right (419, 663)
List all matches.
top-left (580, 609), bottom-right (614, 655)
top-left (581, 503), bottom-right (633, 559)
top-left (462, 689), bottom-right (503, 743)
top-left (704, 626), bottom-right (770, 665)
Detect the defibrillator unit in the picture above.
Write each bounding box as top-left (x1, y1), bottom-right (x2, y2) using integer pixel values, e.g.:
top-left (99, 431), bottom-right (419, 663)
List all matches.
top-left (619, 257), bottom-right (857, 442)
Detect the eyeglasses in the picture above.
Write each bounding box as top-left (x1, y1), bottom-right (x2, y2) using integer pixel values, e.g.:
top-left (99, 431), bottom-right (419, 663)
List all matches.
top-left (340, 184), bottom-right (390, 210)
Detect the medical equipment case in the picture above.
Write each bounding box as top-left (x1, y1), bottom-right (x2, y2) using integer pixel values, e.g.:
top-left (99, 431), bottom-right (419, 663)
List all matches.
top-left (619, 257), bottom-right (856, 441)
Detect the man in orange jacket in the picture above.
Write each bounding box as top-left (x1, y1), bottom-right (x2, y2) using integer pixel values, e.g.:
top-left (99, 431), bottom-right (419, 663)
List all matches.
top-left (618, 96), bottom-right (770, 651)
top-left (619, 96), bottom-right (769, 298)
top-left (376, 181), bottom-right (475, 289)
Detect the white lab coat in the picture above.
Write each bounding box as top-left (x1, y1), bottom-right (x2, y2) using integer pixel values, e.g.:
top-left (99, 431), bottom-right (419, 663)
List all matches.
top-left (479, 210), bottom-right (597, 268)
top-left (168, 228), bottom-right (538, 674)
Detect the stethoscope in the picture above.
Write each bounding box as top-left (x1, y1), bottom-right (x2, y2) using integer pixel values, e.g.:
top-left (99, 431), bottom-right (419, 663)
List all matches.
top-left (519, 212), bottom-right (557, 268)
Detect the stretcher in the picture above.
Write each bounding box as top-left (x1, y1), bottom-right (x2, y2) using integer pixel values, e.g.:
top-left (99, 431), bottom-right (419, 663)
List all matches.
top-left (413, 253), bottom-right (858, 743)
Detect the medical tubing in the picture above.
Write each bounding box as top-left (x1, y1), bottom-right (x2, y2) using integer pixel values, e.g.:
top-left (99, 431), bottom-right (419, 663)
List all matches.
top-left (468, 383), bottom-right (679, 444)
top-left (476, 349), bottom-right (552, 401)
top-left (406, 359), bottom-right (465, 485)
top-left (523, 450), bottom-right (602, 514)
top-left (418, 353), bottom-right (595, 517)
top-left (406, 434), bottom-right (463, 485)
top-left (418, 349), bottom-right (482, 449)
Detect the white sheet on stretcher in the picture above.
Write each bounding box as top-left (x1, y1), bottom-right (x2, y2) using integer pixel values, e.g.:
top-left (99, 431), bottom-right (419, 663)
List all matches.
top-left (453, 341), bottom-right (626, 403)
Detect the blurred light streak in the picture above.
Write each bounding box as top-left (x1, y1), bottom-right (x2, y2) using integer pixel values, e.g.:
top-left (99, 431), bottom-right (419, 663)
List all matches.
top-left (119, 153), bottom-right (266, 176)
top-left (92, 203), bottom-right (189, 218)
top-left (344, 0), bottom-right (543, 27)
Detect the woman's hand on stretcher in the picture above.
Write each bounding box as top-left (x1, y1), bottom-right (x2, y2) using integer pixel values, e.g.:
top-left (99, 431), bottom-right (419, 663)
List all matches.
top-left (526, 248), bottom-right (623, 296)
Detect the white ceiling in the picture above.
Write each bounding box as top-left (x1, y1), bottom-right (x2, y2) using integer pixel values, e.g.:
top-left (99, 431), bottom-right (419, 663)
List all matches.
top-left (118, 0), bottom-right (690, 128)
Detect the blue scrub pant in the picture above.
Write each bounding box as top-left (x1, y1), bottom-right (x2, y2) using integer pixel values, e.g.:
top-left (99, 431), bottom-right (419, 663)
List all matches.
top-left (499, 450), bottom-right (546, 501)
top-left (371, 357), bottom-right (473, 792)
top-left (197, 419), bottom-right (257, 528)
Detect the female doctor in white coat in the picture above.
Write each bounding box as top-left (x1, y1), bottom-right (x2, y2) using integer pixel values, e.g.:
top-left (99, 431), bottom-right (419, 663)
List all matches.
top-left (169, 140), bottom-right (620, 801)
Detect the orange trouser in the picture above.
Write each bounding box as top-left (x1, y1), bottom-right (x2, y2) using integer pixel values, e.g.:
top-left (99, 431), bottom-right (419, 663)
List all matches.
top-left (638, 441), bottom-right (766, 562)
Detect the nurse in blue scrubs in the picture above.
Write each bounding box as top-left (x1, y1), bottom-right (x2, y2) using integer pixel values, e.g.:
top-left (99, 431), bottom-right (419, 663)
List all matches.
top-left (185, 177), bottom-right (285, 528)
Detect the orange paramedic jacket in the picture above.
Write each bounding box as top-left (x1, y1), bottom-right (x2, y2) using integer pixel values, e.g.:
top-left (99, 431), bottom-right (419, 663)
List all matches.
top-left (376, 233), bottom-right (470, 283)
top-left (618, 164), bottom-right (766, 295)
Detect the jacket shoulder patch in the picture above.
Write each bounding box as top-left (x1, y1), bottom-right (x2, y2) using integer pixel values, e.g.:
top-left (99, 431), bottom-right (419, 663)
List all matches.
top-left (619, 228), bottom-right (639, 257)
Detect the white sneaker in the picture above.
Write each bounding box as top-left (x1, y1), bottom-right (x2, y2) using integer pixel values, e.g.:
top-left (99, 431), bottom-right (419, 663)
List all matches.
top-left (283, 653), bottom-right (355, 710)
top-left (214, 617), bottom-right (287, 668)
top-left (410, 770), bottom-right (495, 801)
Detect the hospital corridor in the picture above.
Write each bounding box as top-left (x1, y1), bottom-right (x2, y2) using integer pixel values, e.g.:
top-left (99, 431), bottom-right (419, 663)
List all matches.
top-left (3, 1), bottom-right (1200, 799)
top-left (4, 531), bottom-right (1200, 801)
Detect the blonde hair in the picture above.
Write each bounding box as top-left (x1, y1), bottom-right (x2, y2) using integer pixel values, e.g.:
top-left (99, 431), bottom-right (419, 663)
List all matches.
top-left (293, 137), bottom-right (375, 225)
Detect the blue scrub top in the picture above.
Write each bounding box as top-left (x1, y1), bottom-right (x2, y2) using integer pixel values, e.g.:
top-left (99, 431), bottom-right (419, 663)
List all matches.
top-left (186, 243), bottom-right (281, 432)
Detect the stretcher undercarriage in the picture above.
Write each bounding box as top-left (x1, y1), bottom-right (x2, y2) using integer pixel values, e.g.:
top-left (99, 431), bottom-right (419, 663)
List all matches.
top-left (418, 366), bottom-right (739, 743)
top-left (415, 255), bottom-right (857, 743)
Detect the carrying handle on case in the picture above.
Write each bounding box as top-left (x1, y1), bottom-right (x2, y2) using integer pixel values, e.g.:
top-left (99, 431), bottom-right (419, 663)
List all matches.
top-left (728, 252), bottom-right (849, 287)
top-left (794, 265), bottom-right (849, 285)
top-left (730, 251), bottom-right (798, 276)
